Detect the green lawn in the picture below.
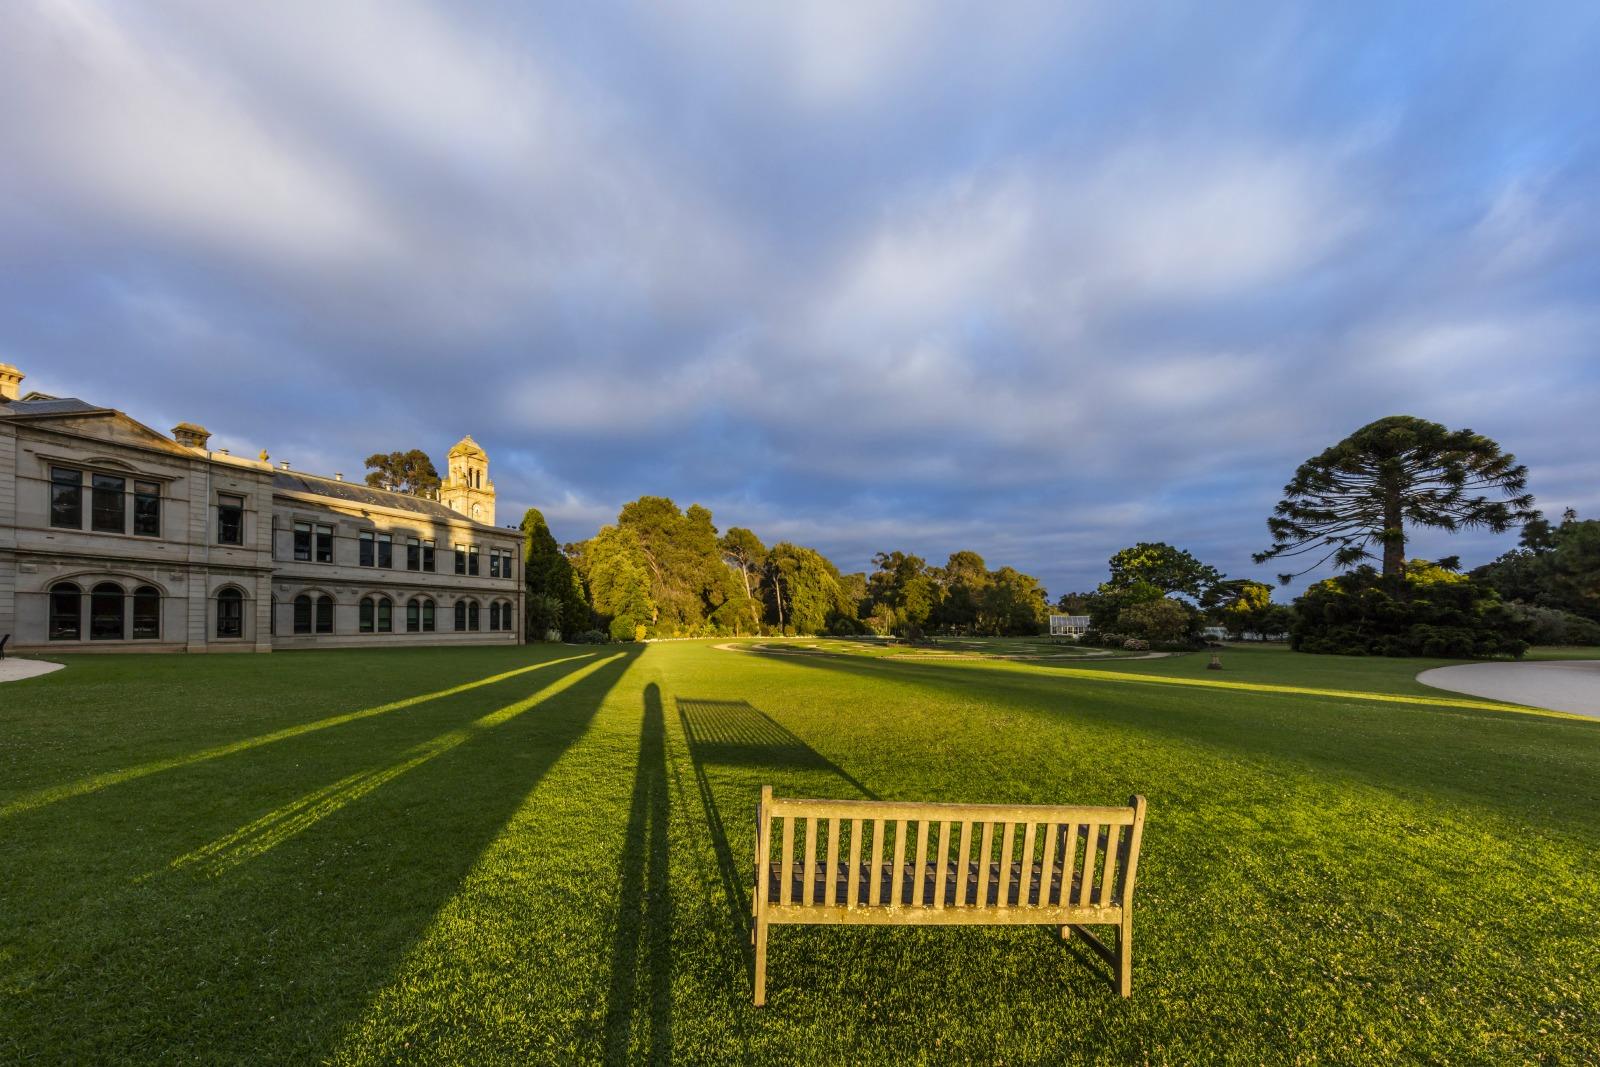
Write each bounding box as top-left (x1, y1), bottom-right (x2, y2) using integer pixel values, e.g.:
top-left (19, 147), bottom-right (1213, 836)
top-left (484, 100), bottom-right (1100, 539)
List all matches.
top-left (2, 642), bottom-right (1598, 1064)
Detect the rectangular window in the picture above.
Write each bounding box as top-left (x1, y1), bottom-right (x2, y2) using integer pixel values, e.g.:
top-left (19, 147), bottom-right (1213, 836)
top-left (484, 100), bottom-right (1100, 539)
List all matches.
top-left (133, 481), bottom-right (161, 537)
top-left (422, 539), bottom-right (436, 572)
top-left (315, 524), bottom-right (334, 563)
top-left (359, 531), bottom-right (375, 567)
top-left (406, 538), bottom-right (420, 571)
top-left (455, 544), bottom-right (467, 575)
top-left (488, 552), bottom-right (499, 579)
top-left (293, 521), bottom-right (312, 561)
top-left (376, 533), bottom-right (392, 569)
top-left (469, 545), bottom-right (480, 576)
top-left (218, 495), bottom-right (245, 545)
top-left (50, 467), bottom-right (83, 529)
top-left (91, 473), bottom-right (126, 533)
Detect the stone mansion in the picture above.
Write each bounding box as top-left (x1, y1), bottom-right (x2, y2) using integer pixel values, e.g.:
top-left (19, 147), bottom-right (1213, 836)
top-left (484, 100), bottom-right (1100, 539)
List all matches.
top-left (0, 363), bottom-right (523, 653)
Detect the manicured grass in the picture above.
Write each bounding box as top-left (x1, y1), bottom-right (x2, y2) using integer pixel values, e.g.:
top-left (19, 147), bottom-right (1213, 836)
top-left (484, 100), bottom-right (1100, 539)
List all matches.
top-left (2, 642), bottom-right (1598, 1063)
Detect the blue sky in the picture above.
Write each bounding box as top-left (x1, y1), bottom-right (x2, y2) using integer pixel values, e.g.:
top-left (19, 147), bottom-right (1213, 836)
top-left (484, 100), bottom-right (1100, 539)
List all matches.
top-left (3, 2), bottom-right (1597, 596)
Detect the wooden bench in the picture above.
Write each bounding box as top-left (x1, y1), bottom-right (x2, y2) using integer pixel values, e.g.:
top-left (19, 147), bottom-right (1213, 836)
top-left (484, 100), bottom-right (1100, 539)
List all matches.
top-left (750, 787), bottom-right (1147, 1004)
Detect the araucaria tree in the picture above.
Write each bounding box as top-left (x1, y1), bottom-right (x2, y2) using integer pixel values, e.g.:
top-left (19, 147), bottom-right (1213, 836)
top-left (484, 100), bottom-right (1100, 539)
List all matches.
top-left (1256, 416), bottom-right (1536, 583)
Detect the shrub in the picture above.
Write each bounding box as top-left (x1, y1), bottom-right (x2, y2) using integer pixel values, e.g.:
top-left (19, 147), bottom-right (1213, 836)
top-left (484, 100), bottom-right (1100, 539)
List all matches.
top-left (1121, 638), bottom-right (1150, 651)
top-left (1507, 603), bottom-right (1600, 646)
top-left (1291, 563), bottom-right (1529, 659)
top-left (1116, 598), bottom-right (1196, 643)
top-left (571, 629), bottom-right (610, 644)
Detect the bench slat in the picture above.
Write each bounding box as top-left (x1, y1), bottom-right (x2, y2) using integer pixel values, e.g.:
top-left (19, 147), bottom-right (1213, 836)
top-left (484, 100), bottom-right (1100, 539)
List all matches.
top-left (1078, 823), bottom-right (1098, 907)
top-left (780, 816), bottom-right (794, 906)
top-left (802, 817), bottom-right (816, 907)
top-left (998, 821), bottom-right (1016, 907)
top-left (1040, 821), bottom-right (1060, 907)
top-left (847, 818), bottom-right (862, 908)
top-left (1100, 824), bottom-right (1121, 907)
top-left (977, 822), bottom-right (994, 910)
top-left (1021, 821), bottom-right (1039, 906)
top-left (869, 818), bottom-right (884, 906)
top-left (891, 819), bottom-right (907, 907)
top-left (824, 818), bottom-right (840, 906)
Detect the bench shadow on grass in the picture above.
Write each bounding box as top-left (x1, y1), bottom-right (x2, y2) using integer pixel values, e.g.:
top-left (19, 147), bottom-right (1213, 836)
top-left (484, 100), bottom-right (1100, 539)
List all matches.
top-left (0, 646), bottom-right (640, 1063)
top-left (674, 697), bottom-right (877, 984)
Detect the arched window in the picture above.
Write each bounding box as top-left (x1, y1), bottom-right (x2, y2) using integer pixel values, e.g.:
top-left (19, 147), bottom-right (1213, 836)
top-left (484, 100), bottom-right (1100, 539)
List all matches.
top-left (359, 596), bottom-right (375, 633)
top-left (315, 595), bottom-right (334, 634)
top-left (90, 582), bottom-right (125, 640)
top-left (49, 582), bottom-right (81, 641)
top-left (217, 588), bottom-right (244, 639)
top-left (133, 586), bottom-right (161, 639)
top-left (271, 595), bottom-right (277, 636)
top-left (489, 601), bottom-right (501, 631)
top-left (406, 597), bottom-right (421, 633)
top-left (377, 596), bottom-right (393, 633)
top-left (468, 600), bottom-right (480, 632)
top-left (293, 594), bottom-right (313, 634)
top-left (454, 600), bottom-right (467, 631)
top-left (421, 598), bottom-right (436, 633)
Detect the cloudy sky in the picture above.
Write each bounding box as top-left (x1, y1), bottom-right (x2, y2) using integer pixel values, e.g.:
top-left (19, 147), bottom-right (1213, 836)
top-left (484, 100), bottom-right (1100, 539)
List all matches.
top-left (3, 2), bottom-right (1596, 596)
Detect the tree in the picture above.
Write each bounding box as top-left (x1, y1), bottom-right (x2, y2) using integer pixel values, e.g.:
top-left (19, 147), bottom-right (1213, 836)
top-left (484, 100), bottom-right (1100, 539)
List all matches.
top-left (521, 508), bottom-right (589, 638)
top-left (980, 566), bottom-right (1051, 635)
top-left (766, 542), bottom-right (856, 634)
top-left (1104, 542), bottom-right (1223, 600)
top-left (720, 527), bottom-right (768, 631)
top-left (363, 449), bottom-right (441, 495)
top-left (1116, 598), bottom-right (1195, 643)
top-left (1055, 592), bottom-right (1094, 615)
top-left (867, 551), bottom-right (937, 634)
top-left (1474, 509), bottom-right (1600, 622)
top-left (582, 525), bottom-right (656, 641)
top-left (1255, 416), bottom-right (1536, 583)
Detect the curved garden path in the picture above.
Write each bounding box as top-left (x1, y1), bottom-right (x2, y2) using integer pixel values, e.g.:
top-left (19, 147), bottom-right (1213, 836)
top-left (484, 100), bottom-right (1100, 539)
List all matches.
top-left (1417, 660), bottom-right (1600, 719)
top-left (0, 659), bottom-right (64, 684)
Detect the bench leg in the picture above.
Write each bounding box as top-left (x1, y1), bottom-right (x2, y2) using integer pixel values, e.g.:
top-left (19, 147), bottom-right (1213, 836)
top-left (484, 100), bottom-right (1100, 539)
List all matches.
top-left (1117, 914), bottom-right (1133, 998)
top-left (753, 918), bottom-right (769, 1006)
top-left (1060, 924), bottom-right (1071, 940)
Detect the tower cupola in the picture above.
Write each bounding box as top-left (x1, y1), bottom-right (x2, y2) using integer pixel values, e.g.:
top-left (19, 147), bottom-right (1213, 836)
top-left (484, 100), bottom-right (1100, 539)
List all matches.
top-left (439, 435), bottom-right (495, 524)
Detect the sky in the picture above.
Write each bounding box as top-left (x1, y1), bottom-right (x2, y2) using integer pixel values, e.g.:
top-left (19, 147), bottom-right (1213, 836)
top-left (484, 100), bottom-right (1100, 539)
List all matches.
top-left (3, 1), bottom-right (1597, 598)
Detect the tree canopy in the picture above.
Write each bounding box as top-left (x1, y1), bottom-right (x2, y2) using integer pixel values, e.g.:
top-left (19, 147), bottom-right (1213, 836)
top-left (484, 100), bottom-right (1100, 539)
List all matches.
top-left (363, 449), bottom-right (441, 495)
top-left (1255, 416), bottom-right (1536, 583)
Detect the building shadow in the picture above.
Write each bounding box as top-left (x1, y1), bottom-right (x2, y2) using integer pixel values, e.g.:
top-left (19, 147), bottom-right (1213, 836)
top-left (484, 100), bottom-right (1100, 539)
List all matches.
top-left (675, 698), bottom-right (876, 978)
top-left (1, 646), bottom-right (641, 1063)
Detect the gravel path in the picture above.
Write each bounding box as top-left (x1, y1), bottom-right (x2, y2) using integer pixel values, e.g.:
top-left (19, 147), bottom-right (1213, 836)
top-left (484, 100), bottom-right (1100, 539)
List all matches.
top-left (0, 659), bottom-right (65, 684)
top-left (1417, 660), bottom-right (1600, 719)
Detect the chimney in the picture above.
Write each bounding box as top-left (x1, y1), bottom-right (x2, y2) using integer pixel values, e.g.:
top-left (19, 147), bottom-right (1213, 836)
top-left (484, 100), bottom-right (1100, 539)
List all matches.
top-left (0, 363), bottom-right (23, 402)
top-left (171, 422), bottom-right (212, 449)
top-left (280, 460), bottom-right (290, 470)
top-left (334, 472), bottom-right (344, 481)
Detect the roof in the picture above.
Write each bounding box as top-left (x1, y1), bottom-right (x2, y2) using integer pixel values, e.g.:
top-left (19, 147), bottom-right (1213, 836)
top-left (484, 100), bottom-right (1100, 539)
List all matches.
top-left (448, 435), bottom-right (486, 457)
top-left (0, 396), bottom-right (111, 418)
top-left (273, 469), bottom-right (490, 526)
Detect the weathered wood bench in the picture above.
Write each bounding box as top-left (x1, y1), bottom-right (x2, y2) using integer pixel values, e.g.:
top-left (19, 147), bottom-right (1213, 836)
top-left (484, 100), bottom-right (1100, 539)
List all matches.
top-left (751, 787), bottom-right (1147, 1004)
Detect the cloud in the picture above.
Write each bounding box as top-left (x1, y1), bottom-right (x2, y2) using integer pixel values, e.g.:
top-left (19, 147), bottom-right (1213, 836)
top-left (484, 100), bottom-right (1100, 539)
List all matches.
top-left (2, 2), bottom-right (1597, 595)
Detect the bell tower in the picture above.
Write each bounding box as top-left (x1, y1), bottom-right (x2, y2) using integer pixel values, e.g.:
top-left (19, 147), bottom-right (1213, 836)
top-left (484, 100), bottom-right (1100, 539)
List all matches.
top-left (439, 435), bottom-right (495, 525)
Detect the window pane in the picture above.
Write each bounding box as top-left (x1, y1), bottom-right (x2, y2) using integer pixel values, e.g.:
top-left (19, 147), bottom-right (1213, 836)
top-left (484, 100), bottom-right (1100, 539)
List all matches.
top-left (90, 582), bottom-right (124, 640)
top-left (294, 595), bottom-right (312, 633)
top-left (50, 468), bottom-right (83, 528)
top-left (407, 599), bottom-right (420, 633)
top-left (219, 495), bottom-right (245, 545)
top-left (315, 525), bottom-right (334, 564)
top-left (469, 601), bottom-right (480, 631)
top-left (423, 541), bottom-right (435, 572)
top-left (359, 597), bottom-right (375, 633)
top-left (377, 598), bottom-right (392, 632)
top-left (407, 539), bottom-right (420, 571)
top-left (133, 482), bottom-right (161, 537)
top-left (455, 601), bottom-right (466, 630)
top-left (359, 532), bottom-right (375, 567)
top-left (455, 546), bottom-right (466, 575)
top-left (217, 589), bottom-right (243, 638)
top-left (92, 474), bottom-right (126, 533)
top-left (422, 600), bottom-right (435, 632)
top-left (316, 595), bottom-right (334, 633)
top-left (377, 534), bottom-right (392, 569)
top-left (133, 586), bottom-right (161, 639)
top-left (49, 583), bottom-right (81, 640)
top-left (293, 522), bottom-right (312, 561)
top-left (469, 547), bottom-right (480, 576)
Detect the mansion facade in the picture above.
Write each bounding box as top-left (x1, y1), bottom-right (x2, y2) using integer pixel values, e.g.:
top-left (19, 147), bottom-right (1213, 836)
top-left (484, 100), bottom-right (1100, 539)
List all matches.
top-left (0, 363), bottom-right (523, 653)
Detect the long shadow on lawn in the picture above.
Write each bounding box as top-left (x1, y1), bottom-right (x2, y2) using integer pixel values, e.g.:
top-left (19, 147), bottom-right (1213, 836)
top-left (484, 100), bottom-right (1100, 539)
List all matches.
top-left (675, 698), bottom-right (876, 984)
top-left (603, 683), bottom-right (673, 1064)
top-left (736, 647), bottom-right (1600, 831)
top-left (0, 647), bottom-right (641, 1064)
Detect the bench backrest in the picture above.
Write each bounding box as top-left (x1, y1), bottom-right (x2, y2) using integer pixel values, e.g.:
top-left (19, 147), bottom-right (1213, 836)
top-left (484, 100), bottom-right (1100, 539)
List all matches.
top-left (756, 788), bottom-right (1146, 912)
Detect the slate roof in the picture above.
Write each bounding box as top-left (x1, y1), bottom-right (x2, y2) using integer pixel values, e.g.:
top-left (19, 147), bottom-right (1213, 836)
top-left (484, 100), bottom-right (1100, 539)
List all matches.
top-left (0, 396), bottom-right (109, 417)
top-left (273, 470), bottom-right (474, 524)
